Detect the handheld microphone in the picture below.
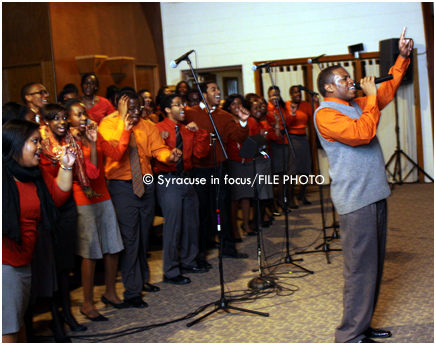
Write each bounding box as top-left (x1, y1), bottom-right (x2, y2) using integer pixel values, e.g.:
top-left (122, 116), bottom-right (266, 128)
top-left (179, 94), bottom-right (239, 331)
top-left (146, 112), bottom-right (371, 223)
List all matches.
top-left (298, 85), bottom-right (318, 96)
top-left (307, 53), bottom-right (326, 64)
top-left (170, 50), bottom-right (195, 68)
top-left (252, 61), bottom-right (275, 71)
top-left (353, 74), bottom-right (393, 90)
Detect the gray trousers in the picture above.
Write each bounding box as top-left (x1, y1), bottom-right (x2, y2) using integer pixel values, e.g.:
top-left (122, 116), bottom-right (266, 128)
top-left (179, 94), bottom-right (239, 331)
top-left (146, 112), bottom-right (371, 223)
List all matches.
top-left (108, 180), bottom-right (155, 300)
top-left (335, 199), bottom-right (388, 343)
top-left (156, 177), bottom-right (199, 278)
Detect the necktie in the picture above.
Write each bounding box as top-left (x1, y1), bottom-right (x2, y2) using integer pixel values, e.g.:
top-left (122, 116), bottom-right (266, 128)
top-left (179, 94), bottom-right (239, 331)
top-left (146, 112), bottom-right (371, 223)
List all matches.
top-left (175, 125), bottom-right (184, 176)
top-left (129, 131), bottom-right (145, 198)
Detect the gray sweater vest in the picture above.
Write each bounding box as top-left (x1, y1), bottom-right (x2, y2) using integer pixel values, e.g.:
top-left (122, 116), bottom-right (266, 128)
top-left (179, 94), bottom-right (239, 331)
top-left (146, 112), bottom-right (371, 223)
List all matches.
top-left (314, 100), bottom-right (391, 215)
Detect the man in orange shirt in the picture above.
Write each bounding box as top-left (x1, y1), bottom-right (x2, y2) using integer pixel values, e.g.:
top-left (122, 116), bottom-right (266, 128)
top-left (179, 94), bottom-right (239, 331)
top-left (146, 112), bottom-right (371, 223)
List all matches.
top-left (314, 27), bottom-right (413, 343)
top-left (99, 90), bottom-right (181, 308)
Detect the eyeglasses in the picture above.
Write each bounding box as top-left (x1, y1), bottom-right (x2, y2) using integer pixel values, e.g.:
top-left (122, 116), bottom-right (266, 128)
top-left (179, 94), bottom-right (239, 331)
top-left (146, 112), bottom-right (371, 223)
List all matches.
top-left (170, 103), bottom-right (183, 107)
top-left (27, 90), bottom-right (49, 97)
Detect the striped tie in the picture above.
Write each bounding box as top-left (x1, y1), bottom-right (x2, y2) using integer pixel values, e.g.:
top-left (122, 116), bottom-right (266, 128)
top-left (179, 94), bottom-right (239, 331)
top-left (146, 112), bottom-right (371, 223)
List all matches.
top-left (175, 125), bottom-right (184, 176)
top-left (129, 131), bottom-right (145, 198)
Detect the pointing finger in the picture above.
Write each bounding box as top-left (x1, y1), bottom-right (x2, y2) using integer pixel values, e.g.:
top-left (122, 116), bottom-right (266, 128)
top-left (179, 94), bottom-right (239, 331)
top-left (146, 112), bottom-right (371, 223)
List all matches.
top-left (400, 26), bottom-right (406, 41)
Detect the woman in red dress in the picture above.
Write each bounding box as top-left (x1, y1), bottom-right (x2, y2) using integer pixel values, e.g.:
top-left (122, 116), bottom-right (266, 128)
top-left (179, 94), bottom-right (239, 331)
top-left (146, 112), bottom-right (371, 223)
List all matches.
top-left (80, 73), bottom-right (116, 124)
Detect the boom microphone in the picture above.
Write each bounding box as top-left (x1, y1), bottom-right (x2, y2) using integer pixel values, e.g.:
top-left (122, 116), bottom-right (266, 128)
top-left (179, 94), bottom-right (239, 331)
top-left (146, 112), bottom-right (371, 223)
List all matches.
top-left (307, 54), bottom-right (326, 64)
top-left (298, 85), bottom-right (318, 96)
top-left (353, 74), bottom-right (393, 90)
top-left (252, 61), bottom-right (275, 71)
top-left (170, 50), bottom-right (195, 68)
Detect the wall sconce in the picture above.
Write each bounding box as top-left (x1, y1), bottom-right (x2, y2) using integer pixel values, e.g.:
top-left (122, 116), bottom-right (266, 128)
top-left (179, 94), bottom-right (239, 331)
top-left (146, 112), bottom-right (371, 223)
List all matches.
top-left (75, 55), bottom-right (108, 74)
top-left (106, 56), bottom-right (135, 74)
top-left (106, 56), bottom-right (135, 83)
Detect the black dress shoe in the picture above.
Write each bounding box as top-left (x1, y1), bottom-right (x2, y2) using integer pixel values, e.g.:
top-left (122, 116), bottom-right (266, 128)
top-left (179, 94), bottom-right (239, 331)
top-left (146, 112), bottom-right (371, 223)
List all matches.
top-left (364, 327), bottom-right (392, 338)
top-left (60, 312), bottom-right (88, 331)
top-left (124, 296), bottom-right (148, 308)
top-left (241, 224), bottom-right (257, 236)
top-left (197, 260), bottom-right (212, 270)
top-left (180, 265), bottom-right (208, 274)
top-left (142, 282), bottom-right (161, 292)
top-left (358, 337), bottom-right (378, 343)
top-left (222, 252), bottom-right (249, 259)
top-left (163, 275), bottom-right (191, 285)
top-left (80, 310), bottom-right (109, 322)
top-left (298, 197), bottom-right (312, 205)
top-left (101, 295), bottom-right (130, 309)
top-left (261, 220), bottom-right (272, 228)
top-left (206, 241), bottom-right (219, 249)
top-left (49, 321), bottom-right (73, 343)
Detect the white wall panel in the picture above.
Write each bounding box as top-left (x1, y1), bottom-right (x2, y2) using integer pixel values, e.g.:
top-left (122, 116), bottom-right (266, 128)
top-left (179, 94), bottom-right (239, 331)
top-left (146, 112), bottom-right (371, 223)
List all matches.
top-left (161, 2), bottom-right (433, 180)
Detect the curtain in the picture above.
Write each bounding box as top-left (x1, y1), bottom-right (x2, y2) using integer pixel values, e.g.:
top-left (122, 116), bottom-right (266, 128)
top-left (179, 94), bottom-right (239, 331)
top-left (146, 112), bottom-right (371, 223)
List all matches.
top-left (261, 65), bottom-right (304, 101)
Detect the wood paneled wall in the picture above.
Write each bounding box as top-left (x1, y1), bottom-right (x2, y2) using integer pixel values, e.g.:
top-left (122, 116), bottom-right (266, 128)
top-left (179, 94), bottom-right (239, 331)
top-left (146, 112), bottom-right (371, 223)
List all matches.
top-left (2, 3), bottom-right (55, 104)
top-left (49, 2), bottom-right (165, 100)
top-left (2, 3), bottom-right (166, 104)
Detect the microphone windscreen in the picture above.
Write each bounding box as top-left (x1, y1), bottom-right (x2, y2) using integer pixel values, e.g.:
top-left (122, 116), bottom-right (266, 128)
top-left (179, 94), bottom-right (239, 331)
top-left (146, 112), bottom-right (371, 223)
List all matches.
top-left (170, 61), bottom-right (177, 68)
top-left (251, 65), bottom-right (257, 71)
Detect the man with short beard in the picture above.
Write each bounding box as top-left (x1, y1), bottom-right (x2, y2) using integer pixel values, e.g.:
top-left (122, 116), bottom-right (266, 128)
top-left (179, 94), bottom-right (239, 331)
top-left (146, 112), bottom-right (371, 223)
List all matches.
top-left (314, 27), bottom-right (413, 343)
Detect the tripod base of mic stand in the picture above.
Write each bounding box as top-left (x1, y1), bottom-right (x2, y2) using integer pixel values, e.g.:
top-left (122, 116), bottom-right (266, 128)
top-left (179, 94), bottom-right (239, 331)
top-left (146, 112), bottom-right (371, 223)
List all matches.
top-left (263, 254), bottom-right (314, 274)
top-left (248, 276), bottom-right (274, 290)
top-left (186, 297), bottom-right (269, 327)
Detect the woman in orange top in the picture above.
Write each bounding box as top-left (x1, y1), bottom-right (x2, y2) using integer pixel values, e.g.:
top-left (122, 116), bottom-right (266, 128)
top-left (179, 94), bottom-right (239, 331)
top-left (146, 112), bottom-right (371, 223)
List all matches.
top-left (266, 86), bottom-right (291, 214)
top-left (175, 81), bottom-right (190, 106)
top-left (138, 89), bottom-right (159, 123)
top-left (64, 97), bottom-right (133, 320)
top-left (285, 99), bottom-right (314, 207)
top-left (285, 84), bottom-right (319, 206)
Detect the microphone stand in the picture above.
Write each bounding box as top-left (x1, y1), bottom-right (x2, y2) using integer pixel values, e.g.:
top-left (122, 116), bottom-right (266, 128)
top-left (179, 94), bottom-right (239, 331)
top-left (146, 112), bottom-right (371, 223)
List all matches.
top-left (261, 65), bottom-right (312, 274)
top-left (295, 89), bottom-right (341, 264)
top-left (183, 57), bottom-right (269, 327)
top-left (385, 95), bottom-right (434, 184)
top-left (248, 153), bottom-right (274, 290)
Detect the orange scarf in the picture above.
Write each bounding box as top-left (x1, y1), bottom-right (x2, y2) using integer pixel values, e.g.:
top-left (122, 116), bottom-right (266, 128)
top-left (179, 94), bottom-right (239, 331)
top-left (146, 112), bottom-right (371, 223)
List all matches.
top-left (40, 125), bottom-right (101, 199)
